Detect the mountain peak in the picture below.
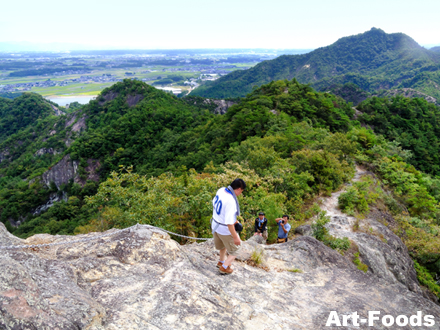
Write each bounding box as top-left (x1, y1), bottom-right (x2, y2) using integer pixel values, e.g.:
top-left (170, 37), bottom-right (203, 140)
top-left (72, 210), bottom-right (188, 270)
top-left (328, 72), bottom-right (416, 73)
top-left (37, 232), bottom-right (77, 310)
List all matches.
top-left (332, 28), bottom-right (422, 52)
top-left (192, 28), bottom-right (438, 100)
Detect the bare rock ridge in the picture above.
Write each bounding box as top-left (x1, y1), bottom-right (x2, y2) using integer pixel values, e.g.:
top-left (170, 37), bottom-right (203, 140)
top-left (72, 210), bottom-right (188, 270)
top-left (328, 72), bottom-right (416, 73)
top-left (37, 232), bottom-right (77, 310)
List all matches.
top-left (1, 219), bottom-right (440, 329)
top-left (320, 167), bottom-right (421, 294)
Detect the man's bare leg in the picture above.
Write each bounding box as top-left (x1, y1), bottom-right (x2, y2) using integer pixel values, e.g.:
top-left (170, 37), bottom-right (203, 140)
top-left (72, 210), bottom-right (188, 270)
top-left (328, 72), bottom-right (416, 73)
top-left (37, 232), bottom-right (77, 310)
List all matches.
top-left (219, 248), bottom-right (236, 268)
top-left (219, 248), bottom-right (227, 262)
top-left (223, 255), bottom-right (236, 268)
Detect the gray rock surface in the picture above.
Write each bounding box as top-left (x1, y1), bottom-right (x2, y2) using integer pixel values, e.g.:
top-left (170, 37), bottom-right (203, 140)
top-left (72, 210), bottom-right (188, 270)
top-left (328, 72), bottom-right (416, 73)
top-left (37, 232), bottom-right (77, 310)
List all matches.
top-left (40, 155), bottom-right (100, 190)
top-left (0, 222), bottom-right (23, 247)
top-left (126, 94), bottom-right (144, 107)
top-left (98, 91), bottom-right (118, 105)
top-left (1, 222), bottom-right (440, 329)
top-left (0, 149), bottom-right (10, 164)
top-left (295, 224), bottom-right (312, 236)
top-left (70, 115), bottom-right (87, 133)
top-left (34, 147), bottom-right (60, 157)
top-left (246, 234), bottom-right (266, 244)
top-left (42, 154), bottom-right (79, 190)
top-left (32, 192), bottom-right (68, 216)
top-left (320, 167), bottom-right (421, 294)
top-left (203, 99), bottom-right (236, 114)
top-left (49, 103), bottom-right (65, 116)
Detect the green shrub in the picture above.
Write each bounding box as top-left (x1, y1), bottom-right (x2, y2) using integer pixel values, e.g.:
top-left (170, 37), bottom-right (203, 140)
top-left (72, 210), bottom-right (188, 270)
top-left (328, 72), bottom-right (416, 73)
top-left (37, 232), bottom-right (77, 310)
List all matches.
top-left (414, 261), bottom-right (440, 298)
top-left (328, 236), bottom-right (350, 251)
top-left (338, 176), bottom-right (380, 215)
top-left (377, 158), bottom-right (438, 219)
top-left (311, 211), bottom-right (330, 241)
top-left (291, 149), bottom-right (354, 194)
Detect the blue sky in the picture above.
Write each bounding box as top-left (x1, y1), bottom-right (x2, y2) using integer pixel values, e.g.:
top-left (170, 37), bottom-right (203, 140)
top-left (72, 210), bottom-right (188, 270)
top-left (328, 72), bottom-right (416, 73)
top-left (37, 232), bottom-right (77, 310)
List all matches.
top-left (1, 0), bottom-right (439, 49)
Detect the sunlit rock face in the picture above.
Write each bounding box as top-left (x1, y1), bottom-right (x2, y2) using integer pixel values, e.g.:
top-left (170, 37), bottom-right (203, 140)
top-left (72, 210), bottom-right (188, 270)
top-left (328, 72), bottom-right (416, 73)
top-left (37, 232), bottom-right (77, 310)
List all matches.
top-left (1, 222), bottom-right (440, 329)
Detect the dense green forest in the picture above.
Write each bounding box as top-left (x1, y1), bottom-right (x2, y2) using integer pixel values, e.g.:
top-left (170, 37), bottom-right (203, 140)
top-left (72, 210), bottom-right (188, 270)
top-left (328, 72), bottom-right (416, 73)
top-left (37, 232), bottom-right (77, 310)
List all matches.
top-left (0, 92), bottom-right (23, 99)
top-left (191, 28), bottom-right (440, 103)
top-left (0, 93), bottom-right (75, 227)
top-left (0, 93), bottom-right (57, 139)
top-left (0, 79), bottom-right (354, 235)
top-left (357, 96), bottom-right (440, 175)
top-left (3, 79), bottom-right (440, 297)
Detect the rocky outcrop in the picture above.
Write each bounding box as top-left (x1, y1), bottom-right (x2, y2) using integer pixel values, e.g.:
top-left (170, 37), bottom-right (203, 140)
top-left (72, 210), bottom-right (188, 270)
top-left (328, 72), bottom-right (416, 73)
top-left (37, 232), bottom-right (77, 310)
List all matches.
top-left (353, 106), bottom-right (363, 119)
top-left (203, 99), bottom-right (236, 114)
top-left (64, 112), bottom-right (87, 147)
top-left (32, 192), bottom-right (68, 215)
top-left (7, 216), bottom-right (27, 228)
top-left (0, 149), bottom-right (10, 164)
top-left (42, 154), bottom-right (78, 190)
top-left (295, 224), bottom-right (312, 236)
top-left (319, 167), bottom-right (421, 294)
top-left (27, 156), bottom-right (99, 218)
top-left (246, 234), bottom-right (266, 244)
top-left (1, 222), bottom-right (440, 329)
top-left (0, 223), bottom-right (23, 246)
top-left (74, 159), bottom-right (101, 186)
top-left (49, 104), bottom-right (65, 117)
top-left (41, 155), bottom-right (100, 190)
top-left (126, 94), bottom-right (144, 107)
top-left (98, 91), bottom-right (118, 106)
top-left (69, 115), bottom-right (87, 133)
top-left (34, 148), bottom-right (59, 157)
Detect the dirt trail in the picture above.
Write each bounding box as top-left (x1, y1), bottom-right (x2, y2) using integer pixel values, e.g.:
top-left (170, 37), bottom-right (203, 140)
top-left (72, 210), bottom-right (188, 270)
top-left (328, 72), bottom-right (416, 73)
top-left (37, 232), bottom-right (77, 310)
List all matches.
top-left (319, 165), bottom-right (367, 233)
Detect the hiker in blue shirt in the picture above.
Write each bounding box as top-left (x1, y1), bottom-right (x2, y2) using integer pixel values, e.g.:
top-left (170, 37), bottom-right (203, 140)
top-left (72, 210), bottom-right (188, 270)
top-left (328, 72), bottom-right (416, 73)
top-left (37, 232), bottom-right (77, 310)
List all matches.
top-left (276, 215), bottom-right (291, 243)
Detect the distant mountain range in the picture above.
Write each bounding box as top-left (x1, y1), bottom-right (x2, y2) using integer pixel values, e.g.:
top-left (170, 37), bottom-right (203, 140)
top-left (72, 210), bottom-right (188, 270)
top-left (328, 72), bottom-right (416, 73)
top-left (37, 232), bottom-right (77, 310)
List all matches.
top-left (191, 28), bottom-right (440, 103)
top-left (0, 42), bottom-right (312, 56)
top-left (0, 42), bottom-right (105, 52)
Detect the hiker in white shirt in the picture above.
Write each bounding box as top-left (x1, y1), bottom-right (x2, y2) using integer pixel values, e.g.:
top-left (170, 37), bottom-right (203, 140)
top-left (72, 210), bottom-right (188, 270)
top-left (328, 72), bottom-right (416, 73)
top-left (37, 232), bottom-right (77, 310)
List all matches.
top-left (211, 178), bottom-right (246, 275)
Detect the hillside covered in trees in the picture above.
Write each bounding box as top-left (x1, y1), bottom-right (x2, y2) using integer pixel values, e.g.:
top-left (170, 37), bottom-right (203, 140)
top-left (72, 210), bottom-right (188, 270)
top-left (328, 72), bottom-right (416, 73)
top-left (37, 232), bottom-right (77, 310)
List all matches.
top-left (191, 28), bottom-right (440, 103)
top-left (3, 79), bottom-right (440, 298)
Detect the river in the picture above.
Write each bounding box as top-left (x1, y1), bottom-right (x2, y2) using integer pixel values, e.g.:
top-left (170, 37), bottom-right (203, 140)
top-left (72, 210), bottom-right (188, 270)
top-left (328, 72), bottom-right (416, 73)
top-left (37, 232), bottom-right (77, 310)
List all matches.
top-left (47, 95), bottom-right (97, 106)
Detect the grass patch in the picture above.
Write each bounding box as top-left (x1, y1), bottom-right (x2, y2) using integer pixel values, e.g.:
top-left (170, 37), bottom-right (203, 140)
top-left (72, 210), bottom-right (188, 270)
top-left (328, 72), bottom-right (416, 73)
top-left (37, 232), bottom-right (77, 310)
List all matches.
top-left (287, 268), bottom-right (303, 273)
top-left (245, 247), bottom-right (270, 271)
top-left (353, 252), bottom-right (368, 272)
top-left (251, 247), bottom-right (265, 266)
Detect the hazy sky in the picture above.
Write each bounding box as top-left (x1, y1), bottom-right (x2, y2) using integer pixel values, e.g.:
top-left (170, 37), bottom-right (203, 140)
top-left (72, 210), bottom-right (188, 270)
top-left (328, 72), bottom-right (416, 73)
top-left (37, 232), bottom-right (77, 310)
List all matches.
top-left (1, 0), bottom-right (440, 49)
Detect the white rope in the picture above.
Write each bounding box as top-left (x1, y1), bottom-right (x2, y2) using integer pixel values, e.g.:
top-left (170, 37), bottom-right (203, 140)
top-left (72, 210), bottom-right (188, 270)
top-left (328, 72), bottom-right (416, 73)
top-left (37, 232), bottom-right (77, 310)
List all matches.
top-left (158, 228), bottom-right (212, 241)
top-left (0, 224), bottom-right (211, 250)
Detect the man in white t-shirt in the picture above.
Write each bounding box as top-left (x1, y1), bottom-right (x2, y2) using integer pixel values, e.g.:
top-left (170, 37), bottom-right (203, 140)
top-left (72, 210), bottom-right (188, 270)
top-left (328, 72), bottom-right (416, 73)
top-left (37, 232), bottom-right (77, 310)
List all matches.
top-left (211, 178), bottom-right (246, 275)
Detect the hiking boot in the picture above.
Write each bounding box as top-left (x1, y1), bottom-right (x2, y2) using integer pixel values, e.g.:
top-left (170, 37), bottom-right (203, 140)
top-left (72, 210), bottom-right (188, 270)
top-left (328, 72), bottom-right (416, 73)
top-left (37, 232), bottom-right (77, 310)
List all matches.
top-left (219, 265), bottom-right (233, 275)
top-left (217, 261), bottom-right (224, 268)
